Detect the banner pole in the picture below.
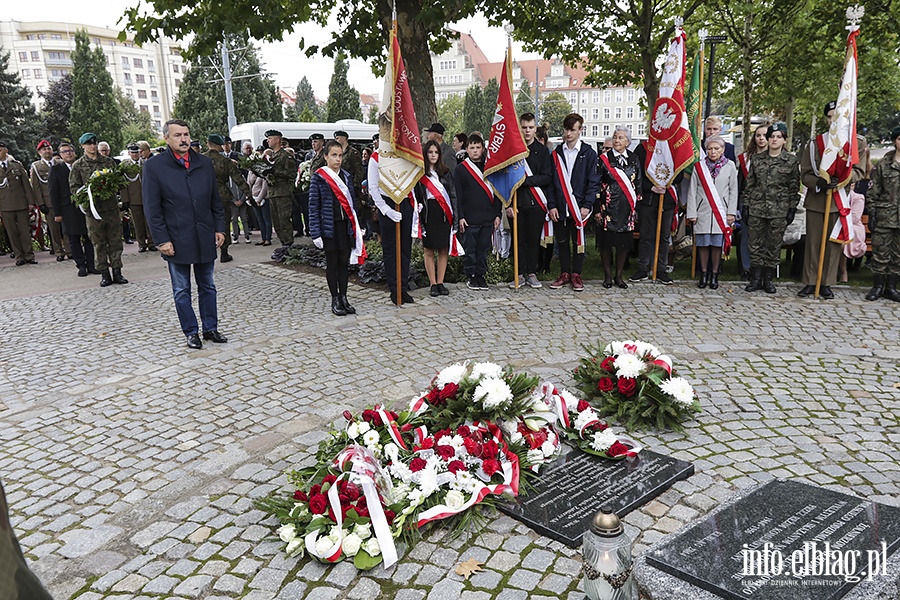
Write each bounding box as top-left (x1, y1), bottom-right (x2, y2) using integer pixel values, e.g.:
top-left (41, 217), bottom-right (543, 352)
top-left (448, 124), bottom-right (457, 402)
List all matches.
top-left (814, 189), bottom-right (833, 299)
top-left (652, 193), bottom-right (664, 281)
top-left (395, 201), bottom-right (403, 306)
top-left (512, 192), bottom-right (519, 289)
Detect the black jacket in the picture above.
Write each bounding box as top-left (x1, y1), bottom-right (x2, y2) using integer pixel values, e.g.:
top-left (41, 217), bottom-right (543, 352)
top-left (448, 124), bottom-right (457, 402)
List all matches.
top-left (549, 141), bottom-right (600, 218)
top-left (454, 159), bottom-right (500, 227)
top-left (634, 142), bottom-right (683, 210)
top-left (415, 170), bottom-right (458, 229)
top-left (598, 149), bottom-right (641, 233)
top-left (520, 139), bottom-right (554, 210)
top-left (48, 163), bottom-right (88, 237)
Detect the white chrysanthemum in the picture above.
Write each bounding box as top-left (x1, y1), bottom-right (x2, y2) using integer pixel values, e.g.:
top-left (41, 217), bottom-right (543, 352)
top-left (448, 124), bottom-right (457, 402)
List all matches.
top-left (444, 489), bottom-right (466, 510)
top-left (614, 354), bottom-right (645, 379)
top-left (559, 388), bottom-right (580, 408)
top-left (660, 376), bottom-right (696, 406)
top-left (605, 341), bottom-right (626, 356)
top-left (573, 410), bottom-right (597, 433)
top-left (346, 423), bottom-right (360, 439)
top-left (436, 362), bottom-right (468, 388)
top-left (471, 362), bottom-right (503, 381)
top-left (447, 434), bottom-right (466, 452)
top-left (363, 430), bottom-right (380, 447)
top-left (474, 377), bottom-right (513, 409)
top-left (342, 532), bottom-right (363, 557)
top-left (527, 448), bottom-right (546, 464)
top-left (634, 341), bottom-right (661, 359)
top-left (541, 439), bottom-right (558, 458)
top-left (389, 462), bottom-right (412, 484)
top-left (590, 429), bottom-right (618, 453)
top-left (357, 421), bottom-right (371, 435)
top-left (419, 467), bottom-right (439, 497)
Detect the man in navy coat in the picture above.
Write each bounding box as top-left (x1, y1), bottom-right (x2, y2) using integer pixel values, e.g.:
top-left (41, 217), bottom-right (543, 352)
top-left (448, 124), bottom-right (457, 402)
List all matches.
top-left (143, 119), bottom-right (228, 349)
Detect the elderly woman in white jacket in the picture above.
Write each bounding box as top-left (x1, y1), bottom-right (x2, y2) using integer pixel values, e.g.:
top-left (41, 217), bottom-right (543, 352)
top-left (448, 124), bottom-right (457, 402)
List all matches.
top-left (687, 135), bottom-right (738, 289)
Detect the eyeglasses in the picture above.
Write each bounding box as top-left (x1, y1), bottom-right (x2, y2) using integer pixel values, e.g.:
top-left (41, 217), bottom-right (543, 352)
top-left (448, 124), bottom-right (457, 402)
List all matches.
top-left (60, 149), bottom-right (75, 154)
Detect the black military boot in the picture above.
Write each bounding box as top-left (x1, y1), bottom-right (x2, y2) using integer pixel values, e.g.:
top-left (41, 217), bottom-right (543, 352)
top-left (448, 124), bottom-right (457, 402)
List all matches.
top-left (331, 296), bottom-right (347, 316)
top-left (884, 275), bottom-right (900, 302)
top-left (112, 268), bottom-right (129, 284)
top-left (220, 249), bottom-right (233, 263)
top-left (697, 271), bottom-right (708, 289)
top-left (709, 271), bottom-right (720, 290)
top-left (100, 268), bottom-right (113, 287)
top-left (762, 267), bottom-right (777, 294)
top-left (865, 275), bottom-right (885, 301)
top-left (744, 266), bottom-right (762, 292)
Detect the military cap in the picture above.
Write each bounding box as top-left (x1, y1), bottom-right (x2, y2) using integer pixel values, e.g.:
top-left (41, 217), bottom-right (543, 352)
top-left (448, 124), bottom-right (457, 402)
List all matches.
top-left (333, 130), bottom-right (349, 138)
top-left (36, 139), bottom-right (52, 151)
top-left (0, 140), bottom-right (6, 148)
top-left (127, 144), bottom-right (140, 152)
top-left (79, 132), bottom-right (98, 144)
top-left (224, 136), bottom-right (232, 143)
top-left (207, 134), bottom-right (226, 146)
top-left (265, 129), bottom-right (283, 137)
top-left (309, 133), bottom-right (325, 141)
top-left (766, 122), bottom-right (788, 139)
top-left (823, 101), bottom-right (837, 116)
top-left (424, 123), bottom-right (445, 135)
top-left (372, 133), bottom-right (379, 141)
top-left (891, 126), bottom-right (900, 141)
top-left (189, 141), bottom-right (200, 149)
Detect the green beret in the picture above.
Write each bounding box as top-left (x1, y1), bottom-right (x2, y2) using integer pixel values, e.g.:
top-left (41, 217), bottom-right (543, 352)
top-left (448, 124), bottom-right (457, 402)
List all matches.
top-left (891, 126), bottom-right (900, 141)
top-left (766, 122), bottom-right (788, 139)
top-left (309, 133), bottom-right (325, 141)
top-left (265, 129), bottom-right (283, 138)
top-left (207, 134), bottom-right (225, 146)
top-left (333, 130), bottom-right (349, 138)
top-left (79, 132), bottom-right (98, 144)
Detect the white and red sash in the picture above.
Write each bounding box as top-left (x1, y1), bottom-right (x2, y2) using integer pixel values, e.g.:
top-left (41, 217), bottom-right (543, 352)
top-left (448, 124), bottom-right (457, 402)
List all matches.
top-left (421, 173), bottom-right (465, 256)
top-left (316, 167), bottom-right (367, 265)
top-left (523, 161), bottom-right (554, 246)
top-left (598, 152), bottom-right (638, 212)
top-left (553, 151), bottom-right (588, 253)
top-left (695, 153), bottom-right (732, 254)
top-left (738, 153), bottom-right (750, 179)
top-left (462, 158), bottom-right (493, 204)
top-left (810, 135), bottom-right (853, 243)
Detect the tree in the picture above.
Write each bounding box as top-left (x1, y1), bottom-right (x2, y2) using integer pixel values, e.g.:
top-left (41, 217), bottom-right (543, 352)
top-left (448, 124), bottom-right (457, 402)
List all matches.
top-left (69, 30), bottom-right (123, 152)
top-left (540, 92), bottom-right (572, 136)
top-left (367, 103), bottom-right (380, 124)
top-left (38, 73), bottom-right (73, 145)
top-left (463, 84), bottom-right (485, 135)
top-left (295, 76), bottom-right (321, 121)
top-left (437, 94), bottom-right (465, 137)
top-left (326, 54), bottom-right (363, 122)
top-left (516, 77), bottom-right (535, 116)
top-left (298, 106), bottom-right (319, 122)
top-left (173, 37), bottom-right (281, 140)
top-left (116, 88), bottom-right (157, 145)
top-left (0, 47), bottom-right (39, 163)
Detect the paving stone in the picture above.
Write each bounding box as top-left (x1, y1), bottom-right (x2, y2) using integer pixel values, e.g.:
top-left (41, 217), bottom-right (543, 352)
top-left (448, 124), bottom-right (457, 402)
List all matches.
top-left (250, 568), bottom-right (288, 591)
top-left (174, 575), bottom-right (215, 596)
top-left (347, 577), bottom-right (381, 599)
top-left (486, 550), bottom-right (520, 572)
top-left (507, 569), bottom-right (542, 591)
top-left (213, 574), bottom-right (247, 594)
top-left (427, 579), bottom-right (465, 600)
top-left (143, 575), bottom-right (179, 594)
top-left (467, 568), bottom-right (502, 590)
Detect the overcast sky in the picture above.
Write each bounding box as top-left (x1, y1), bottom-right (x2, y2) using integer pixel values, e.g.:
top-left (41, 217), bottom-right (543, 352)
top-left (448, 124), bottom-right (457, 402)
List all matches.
top-left (5, 1), bottom-right (540, 101)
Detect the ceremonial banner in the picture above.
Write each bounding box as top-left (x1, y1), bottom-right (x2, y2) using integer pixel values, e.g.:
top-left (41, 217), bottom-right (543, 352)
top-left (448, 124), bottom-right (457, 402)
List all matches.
top-left (820, 15), bottom-right (861, 243)
top-left (377, 24), bottom-right (424, 202)
top-left (684, 50), bottom-right (703, 174)
top-left (645, 25), bottom-right (696, 188)
top-left (484, 43), bottom-right (529, 207)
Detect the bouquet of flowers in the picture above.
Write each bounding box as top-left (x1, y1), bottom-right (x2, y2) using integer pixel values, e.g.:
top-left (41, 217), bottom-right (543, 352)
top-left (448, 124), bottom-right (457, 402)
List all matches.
top-left (239, 151), bottom-right (274, 179)
top-left (72, 167), bottom-right (128, 213)
top-left (573, 340), bottom-right (700, 431)
top-left (119, 161), bottom-right (142, 180)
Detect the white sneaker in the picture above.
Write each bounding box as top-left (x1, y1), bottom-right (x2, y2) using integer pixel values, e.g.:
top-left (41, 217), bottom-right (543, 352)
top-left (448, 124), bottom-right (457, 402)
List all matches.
top-left (525, 274), bottom-right (542, 288)
top-left (508, 275), bottom-right (526, 289)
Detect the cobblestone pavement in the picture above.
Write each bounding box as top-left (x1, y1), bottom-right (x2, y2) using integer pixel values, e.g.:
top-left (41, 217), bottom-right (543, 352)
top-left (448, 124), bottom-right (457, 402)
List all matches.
top-left (1, 260), bottom-right (899, 600)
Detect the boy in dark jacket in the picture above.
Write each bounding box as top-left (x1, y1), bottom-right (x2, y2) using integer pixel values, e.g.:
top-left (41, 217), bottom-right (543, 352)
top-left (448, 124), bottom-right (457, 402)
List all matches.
top-left (454, 134), bottom-right (501, 289)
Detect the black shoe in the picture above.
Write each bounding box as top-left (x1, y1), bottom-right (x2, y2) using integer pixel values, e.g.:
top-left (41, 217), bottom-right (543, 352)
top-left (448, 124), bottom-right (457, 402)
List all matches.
top-left (438, 283), bottom-right (450, 296)
top-left (884, 276), bottom-right (900, 302)
top-left (112, 268), bottom-right (128, 284)
top-left (698, 272), bottom-right (708, 289)
top-left (745, 266), bottom-right (762, 292)
top-left (15, 260), bottom-right (25, 266)
top-left (87, 267), bottom-right (102, 275)
top-left (125, 240), bottom-right (134, 245)
top-left (202, 330), bottom-right (228, 343)
top-left (139, 247), bottom-right (147, 253)
top-left (797, 285), bottom-right (815, 297)
top-left (430, 284), bottom-right (440, 297)
top-left (466, 277), bottom-right (478, 290)
top-left (656, 272), bottom-right (673, 285)
top-left (819, 286), bottom-right (834, 299)
top-left (402, 291), bottom-right (415, 303)
top-left (762, 267), bottom-right (776, 294)
top-left (709, 272), bottom-right (719, 290)
top-left (25, 259), bottom-right (38, 264)
top-left (77, 267), bottom-right (88, 277)
top-left (477, 276), bottom-right (489, 290)
top-left (186, 334), bottom-right (202, 349)
top-left (865, 275), bottom-right (885, 301)
top-left (56, 255), bottom-right (66, 262)
top-left (339, 295), bottom-right (356, 314)
top-left (332, 296), bottom-right (348, 315)
top-left (615, 277), bottom-right (628, 289)
top-left (100, 269), bottom-right (113, 287)
top-left (629, 270), bottom-right (649, 282)
top-left (220, 251), bottom-right (233, 263)
top-left (602, 278), bottom-right (612, 289)
top-left (148, 245), bottom-right (157, 251)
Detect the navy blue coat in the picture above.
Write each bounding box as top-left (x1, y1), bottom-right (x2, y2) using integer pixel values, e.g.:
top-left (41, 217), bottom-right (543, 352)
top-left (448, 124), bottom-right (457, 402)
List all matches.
top-left (549, 141), bottom-right (600, 218)
top-left (309, 168), bottom-right (356, 240)
top-left (142, 149), bottom-right (226, 265)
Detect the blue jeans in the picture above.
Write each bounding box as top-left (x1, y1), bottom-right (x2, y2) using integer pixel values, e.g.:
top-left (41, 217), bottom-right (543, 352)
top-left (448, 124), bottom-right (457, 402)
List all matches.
top-left (167, 261), bottom-right (217, 335)
top-left (254, 202), bottom-right (273, 242)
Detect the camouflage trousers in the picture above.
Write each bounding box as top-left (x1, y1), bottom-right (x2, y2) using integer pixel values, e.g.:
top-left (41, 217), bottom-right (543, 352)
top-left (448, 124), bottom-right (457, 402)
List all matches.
top-left (871, 228), bottom-right (900, 275)
top-left (86, 208), bottom-right (124, 270)
top-left (747, 214), bottom-right (787, 269)
top-left (270, 195), bottom-right (294, 247)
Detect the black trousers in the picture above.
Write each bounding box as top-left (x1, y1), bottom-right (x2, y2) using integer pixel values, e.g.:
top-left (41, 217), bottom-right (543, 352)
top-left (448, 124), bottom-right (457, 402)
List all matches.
top-left (555, 218), bottom-right (585, 274)
top-left (325, 249), bottom-right (350, 297)
top-left (510, 204), bottom-right (545, 275)
top-left (67, 234), bottom-right (95, 270)
top-left (637, 203), bottom-right (674, 275)
top-left (379, 201), bottom-right (414, 293)
top-left (298, 192), bottom-right (310, 235)
top-left (461, 225), bottom-right (493, 278)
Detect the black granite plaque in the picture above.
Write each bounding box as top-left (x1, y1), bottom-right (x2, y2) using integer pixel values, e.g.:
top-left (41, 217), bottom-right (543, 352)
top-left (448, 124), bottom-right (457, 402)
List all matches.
top-left (499, 444), bottom-right (694, 547)
top-left (645, 480), bottom-right (900, 600)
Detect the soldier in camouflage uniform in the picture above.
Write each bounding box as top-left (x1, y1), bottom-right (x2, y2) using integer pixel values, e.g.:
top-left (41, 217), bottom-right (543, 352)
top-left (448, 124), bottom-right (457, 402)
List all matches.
top-left (205, 134), bottom-right (250, 262)
top-left (743, 122), bottom-right (800, 294)
top-left (866, 126), bottom-right (900, 302)
top-left (69, 132), bottom-right (128, 287)
top-left (264, 129), bottom-right (297, 254)
top-left (0, 140), bottom-right (39, 265)
top-left (30, 139), bottom-right (71, 260)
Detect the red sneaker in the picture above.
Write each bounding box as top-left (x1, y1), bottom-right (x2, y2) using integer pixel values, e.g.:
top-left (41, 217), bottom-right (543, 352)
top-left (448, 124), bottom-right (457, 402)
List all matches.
top-left (549, 272), bottom-right (570, 289)
top-left (571, 273), bottom-right (585, 291)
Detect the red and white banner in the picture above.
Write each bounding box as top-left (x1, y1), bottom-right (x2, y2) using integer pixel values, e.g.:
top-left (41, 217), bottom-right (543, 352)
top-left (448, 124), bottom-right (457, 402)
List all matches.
top-left (484, 42), bottom-right (529, 206)
top-left (553, 152), bottom-right (587, 253)
top-left (645, 26), bottom-right (696, 188)
top-left (317, 167), bottom-right (367, 265)
top-left (694, 152), bottom-right (732, 254)
top-left (598, 152), bottom-right (638, 212)
top-left (421, 173), bottom-right (465, 256)
top-left (819, 22), bottom-right (861, 244)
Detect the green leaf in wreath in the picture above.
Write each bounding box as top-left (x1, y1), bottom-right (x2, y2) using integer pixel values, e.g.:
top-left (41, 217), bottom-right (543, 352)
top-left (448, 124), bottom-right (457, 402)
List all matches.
top-left (353, 549), bottom-right (383, 570)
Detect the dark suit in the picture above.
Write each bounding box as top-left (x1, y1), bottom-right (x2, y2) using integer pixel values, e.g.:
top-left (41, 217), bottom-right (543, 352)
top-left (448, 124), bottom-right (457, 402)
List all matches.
top-left (49, 162), bottom-right (94, 272)
top-left (143, 149), bottom-right (226, 336)
top-left (550, 141), bottom-right (600, 275)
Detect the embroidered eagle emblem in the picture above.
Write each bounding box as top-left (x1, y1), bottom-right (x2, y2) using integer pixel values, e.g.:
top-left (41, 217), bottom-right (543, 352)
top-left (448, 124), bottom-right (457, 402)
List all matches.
top-left (652, 104), bottom-right (677, 133)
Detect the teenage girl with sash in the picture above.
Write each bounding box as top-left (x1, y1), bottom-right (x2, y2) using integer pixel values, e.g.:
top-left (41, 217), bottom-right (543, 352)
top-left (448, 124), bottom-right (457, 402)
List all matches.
top-left (415, 140), bottom-right (459, 296)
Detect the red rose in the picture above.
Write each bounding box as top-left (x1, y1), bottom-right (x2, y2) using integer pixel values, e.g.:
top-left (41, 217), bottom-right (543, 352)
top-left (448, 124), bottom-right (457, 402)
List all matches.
top-left (617, 377), bottom-right (637, 397)
top-left (338, 493), bottom-right (350, 506)
top-left (362, 409), bottom-right (376, 423)
top-left (482, 440), bottom-right (499, 458)
top-left (323, 474), bottom-right (337, 485)
top-left (356, 504), bottom-right (370, 518)
top-left (482, 459), bottom-right (501, 476)
top-left (463, 438), bottom-right (478, 455)
top-left (309, 494), bottom-right (328, 515)
top-left (356, 495), bottom-right (367, 509)
top-left (435, 445), bottom-right (456, 461)
top-left (439, 382), bottom-right (459, 400)
top-left (309, 484), bottom-right (321, 497)
top-left (608, 441), bottom-right (629, 457)
top-left (344, 483), bottom-right (360, 502)
top-left (456, 425), bottom-right (471, 438)
top-left (577, 399), bottom-right (591, 412)
top-left (342, 410), bottom-right (354, 422)
top-left (597, 377), bottom-right (615, 392)
top-left (434, 429), bottom-right (451, 441)
top-left (410, 457), bottom-right (427, 472)
top-left (426, 387), bottom-right (442, 404)
top-left (447, 460), bottom-right (466, 474)
top-left (384, 509), bottom-right (396, 525)
top-left (419, 437), bottom-right (434, 450)
top-left (293, 490), bottom-right (308, 502)
top-left (600, 357), bottom-right (616, 372)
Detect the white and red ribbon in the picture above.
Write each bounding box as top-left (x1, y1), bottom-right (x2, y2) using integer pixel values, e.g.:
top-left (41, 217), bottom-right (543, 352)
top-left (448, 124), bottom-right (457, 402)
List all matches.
top-left (599, 152), bottom-right (638, 212)
top-left (523, 161), bottom-right (554, 246)
top-left (694, 152), bottom-right (732, 254)
top-left (462, 159), bottom-right (493, 204)
top-left (317, 167), bottom-right (367, 265)
top-left (553, 151), bottom-right (588, 253)
top-left (421, 173), bottom-right (465, 256)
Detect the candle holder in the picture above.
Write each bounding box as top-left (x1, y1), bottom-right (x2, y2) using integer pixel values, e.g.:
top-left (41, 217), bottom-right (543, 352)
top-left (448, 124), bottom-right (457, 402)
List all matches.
top-left (582, 507), bottom-right (637, 600)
